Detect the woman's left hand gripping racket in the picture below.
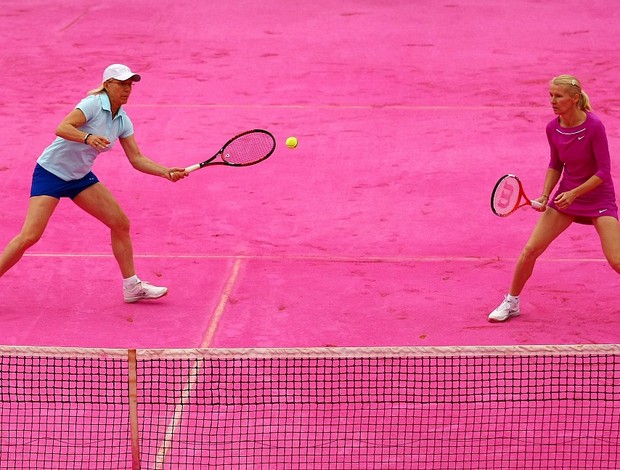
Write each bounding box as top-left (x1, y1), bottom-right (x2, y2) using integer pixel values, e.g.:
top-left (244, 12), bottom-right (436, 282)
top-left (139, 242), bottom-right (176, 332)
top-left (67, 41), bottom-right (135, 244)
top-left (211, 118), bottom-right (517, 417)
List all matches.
top-left (491, 174), bottom-right (544, 217)
top-left (185, 129), bottom-right (276, 173)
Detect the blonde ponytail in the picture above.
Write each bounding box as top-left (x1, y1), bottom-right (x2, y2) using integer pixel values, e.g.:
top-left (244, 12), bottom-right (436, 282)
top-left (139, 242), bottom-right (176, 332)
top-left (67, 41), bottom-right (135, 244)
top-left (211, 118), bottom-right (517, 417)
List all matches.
top-left (87, 83), bottom-right (106, 96)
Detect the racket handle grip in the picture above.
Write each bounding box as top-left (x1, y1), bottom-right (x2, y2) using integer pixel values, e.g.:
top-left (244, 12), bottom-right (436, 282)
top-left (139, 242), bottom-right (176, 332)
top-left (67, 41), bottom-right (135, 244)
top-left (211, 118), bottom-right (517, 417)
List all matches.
top-left (531, 200), bottom-right (543, 209)
top-left (184, 164), bottom-right (201, 173)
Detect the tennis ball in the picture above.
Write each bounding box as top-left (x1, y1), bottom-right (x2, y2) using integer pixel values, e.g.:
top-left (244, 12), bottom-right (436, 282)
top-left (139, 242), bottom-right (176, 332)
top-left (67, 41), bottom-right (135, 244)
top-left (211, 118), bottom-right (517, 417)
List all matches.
top-left (286, 137), bottom-right (298, 149)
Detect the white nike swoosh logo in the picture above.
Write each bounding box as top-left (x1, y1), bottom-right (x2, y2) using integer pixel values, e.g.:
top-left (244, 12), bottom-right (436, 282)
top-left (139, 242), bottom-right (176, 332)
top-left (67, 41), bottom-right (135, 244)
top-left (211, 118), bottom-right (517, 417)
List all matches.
top-left (578, 136), bottom-right (585, 140)
top-left (599, 209), bottom-right (608, 214)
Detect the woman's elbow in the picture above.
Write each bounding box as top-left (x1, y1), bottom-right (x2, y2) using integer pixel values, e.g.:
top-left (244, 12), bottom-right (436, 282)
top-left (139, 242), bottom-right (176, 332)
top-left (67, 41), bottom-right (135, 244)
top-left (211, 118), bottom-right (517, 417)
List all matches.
top-left (55, 123), bottom-right (70, 139)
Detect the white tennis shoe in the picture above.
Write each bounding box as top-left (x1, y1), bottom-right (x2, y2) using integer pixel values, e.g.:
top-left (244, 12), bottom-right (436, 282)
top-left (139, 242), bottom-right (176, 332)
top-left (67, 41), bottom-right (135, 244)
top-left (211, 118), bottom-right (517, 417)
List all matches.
top-left (488, 296), bottom-right (520, 322)
top-left (124, 280), bottom-right (168, 303)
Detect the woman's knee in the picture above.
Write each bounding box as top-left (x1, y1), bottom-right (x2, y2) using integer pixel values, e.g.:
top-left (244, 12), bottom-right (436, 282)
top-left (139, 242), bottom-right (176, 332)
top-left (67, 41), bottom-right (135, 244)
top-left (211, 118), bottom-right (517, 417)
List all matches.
top-left (109, 213), bottom-right (131, 234)
top-left (519, 242), bottom-right (545, 262)
top-left (16, 229), bottom-right (43, 249)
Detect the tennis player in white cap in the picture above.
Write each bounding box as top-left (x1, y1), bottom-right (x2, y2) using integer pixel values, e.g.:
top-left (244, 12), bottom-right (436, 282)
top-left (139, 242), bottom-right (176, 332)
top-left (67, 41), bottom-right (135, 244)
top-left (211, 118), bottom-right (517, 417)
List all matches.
top-left (0, 64), bottom-right (188, 303)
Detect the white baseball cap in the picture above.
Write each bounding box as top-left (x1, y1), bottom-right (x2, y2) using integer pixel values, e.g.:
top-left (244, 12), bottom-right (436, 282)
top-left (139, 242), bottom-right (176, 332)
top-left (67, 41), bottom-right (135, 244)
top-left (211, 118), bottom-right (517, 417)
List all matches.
top-left (102, 64), bottom-right (141, 82)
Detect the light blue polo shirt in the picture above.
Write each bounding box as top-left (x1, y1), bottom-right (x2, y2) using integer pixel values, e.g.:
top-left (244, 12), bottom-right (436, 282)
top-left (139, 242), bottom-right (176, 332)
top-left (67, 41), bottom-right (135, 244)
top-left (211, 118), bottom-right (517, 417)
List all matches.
top-left (37, 93), bottom-right (134, 181)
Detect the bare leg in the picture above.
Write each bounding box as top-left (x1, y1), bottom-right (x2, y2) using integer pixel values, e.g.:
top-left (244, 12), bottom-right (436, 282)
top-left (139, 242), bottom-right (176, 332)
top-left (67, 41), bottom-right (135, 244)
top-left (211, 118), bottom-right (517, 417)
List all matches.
top-left (0, 196), bottom-right (59, 277)
top-left (509, 208), bottom-right (574, 296)
top-left (72, 183), bottom-right (136, 278)
top-left (593, 216), bottom-right (620, 274)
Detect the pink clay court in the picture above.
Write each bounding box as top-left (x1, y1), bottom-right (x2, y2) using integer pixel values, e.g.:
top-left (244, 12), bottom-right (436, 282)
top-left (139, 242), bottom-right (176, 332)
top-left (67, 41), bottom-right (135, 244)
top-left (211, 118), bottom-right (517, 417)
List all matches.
top-left (1, 1), bottom-right (619, 349)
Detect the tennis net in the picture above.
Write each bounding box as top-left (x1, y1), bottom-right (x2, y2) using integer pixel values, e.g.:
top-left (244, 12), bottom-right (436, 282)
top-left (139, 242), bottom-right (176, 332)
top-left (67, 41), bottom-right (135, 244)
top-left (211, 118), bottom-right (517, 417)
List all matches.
top-left (1, 344), bottom-right (619, 469)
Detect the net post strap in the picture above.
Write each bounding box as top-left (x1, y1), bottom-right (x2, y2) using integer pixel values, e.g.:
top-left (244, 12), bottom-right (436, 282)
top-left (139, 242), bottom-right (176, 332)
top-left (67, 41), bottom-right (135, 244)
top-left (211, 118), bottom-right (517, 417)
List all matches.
top-left (128, 349), bottom-right (141, 470)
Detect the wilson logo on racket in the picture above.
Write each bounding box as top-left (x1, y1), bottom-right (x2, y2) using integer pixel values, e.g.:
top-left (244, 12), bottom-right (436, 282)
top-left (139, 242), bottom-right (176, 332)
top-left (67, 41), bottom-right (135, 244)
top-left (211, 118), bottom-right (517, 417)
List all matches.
top-left (491, 174), bottom-right (543, 217)
top-left (495, 180), bottom-right (516, 210)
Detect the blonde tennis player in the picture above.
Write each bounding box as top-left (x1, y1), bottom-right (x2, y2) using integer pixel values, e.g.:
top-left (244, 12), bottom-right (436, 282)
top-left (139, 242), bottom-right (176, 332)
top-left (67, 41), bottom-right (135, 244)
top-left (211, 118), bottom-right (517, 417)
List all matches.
top-left (0, 64), bottom-right (188, 303)
top-left (489, 75), bottom-right (620, 321)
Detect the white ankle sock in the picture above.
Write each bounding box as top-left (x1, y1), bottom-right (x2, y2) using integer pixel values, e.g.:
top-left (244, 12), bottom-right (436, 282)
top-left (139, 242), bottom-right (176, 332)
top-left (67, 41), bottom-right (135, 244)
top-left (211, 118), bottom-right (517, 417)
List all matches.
top-left (506, 294), bottom-right (519, 302)
top-left (123, 275), bottom-right (140, 289)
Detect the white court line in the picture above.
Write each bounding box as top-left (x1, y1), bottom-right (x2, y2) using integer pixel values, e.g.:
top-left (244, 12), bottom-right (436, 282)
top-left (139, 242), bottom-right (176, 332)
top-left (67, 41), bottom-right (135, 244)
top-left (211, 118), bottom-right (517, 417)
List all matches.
top-left (132, 103), bottom-right (548, 111)
top-left (22, 252), bottom-right (608, 263)
top-left (154, 257), bottom-right (242, 468)
top-left (43, 102), bottom-right (545, 111)
top-left (131, 103), bottom-right (534, 110)
top-left (200, 257), bottom-right (242, 348)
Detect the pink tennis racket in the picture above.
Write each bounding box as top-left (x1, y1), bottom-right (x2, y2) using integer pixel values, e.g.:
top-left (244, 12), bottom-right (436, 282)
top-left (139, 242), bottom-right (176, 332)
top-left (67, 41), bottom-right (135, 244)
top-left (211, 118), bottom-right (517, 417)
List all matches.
top-left (185, 129), bottom-right (276, 173)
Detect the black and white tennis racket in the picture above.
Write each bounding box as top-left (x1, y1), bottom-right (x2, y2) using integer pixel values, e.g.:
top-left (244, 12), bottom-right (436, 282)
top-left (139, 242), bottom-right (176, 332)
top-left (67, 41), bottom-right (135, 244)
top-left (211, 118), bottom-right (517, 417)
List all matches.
top-left (491, 174), bottom-right (543, 217)
top-left (185, 129), bottom-right (276, 173)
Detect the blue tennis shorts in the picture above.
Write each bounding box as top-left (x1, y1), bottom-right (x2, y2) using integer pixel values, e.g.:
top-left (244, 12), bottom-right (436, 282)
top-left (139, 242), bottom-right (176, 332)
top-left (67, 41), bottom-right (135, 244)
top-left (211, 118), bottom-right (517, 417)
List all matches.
top-left (30, 164), bottom-right (99, 199)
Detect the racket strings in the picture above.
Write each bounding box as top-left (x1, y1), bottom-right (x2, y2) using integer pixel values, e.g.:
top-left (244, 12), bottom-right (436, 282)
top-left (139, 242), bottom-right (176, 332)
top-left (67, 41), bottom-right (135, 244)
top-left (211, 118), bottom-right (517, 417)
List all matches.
top-left (223, 132), bottom-right (275, 165)
top-left (492, 176), bottom-right (521, 216)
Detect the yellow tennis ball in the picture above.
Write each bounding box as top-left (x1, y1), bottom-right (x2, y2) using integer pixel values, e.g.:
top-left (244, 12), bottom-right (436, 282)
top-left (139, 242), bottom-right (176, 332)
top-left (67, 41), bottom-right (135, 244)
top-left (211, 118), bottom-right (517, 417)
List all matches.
top-left (286, 137), bottom-right (298, 149)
